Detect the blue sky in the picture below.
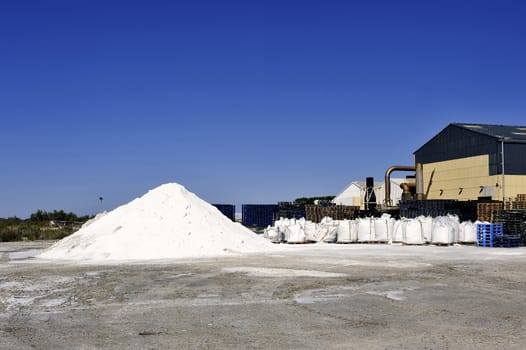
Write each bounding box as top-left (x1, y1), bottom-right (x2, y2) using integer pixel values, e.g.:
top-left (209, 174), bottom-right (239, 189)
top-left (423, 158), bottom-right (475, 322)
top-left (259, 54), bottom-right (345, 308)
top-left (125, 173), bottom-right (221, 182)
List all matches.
top-left (2, 0), bottom-right (526, 218)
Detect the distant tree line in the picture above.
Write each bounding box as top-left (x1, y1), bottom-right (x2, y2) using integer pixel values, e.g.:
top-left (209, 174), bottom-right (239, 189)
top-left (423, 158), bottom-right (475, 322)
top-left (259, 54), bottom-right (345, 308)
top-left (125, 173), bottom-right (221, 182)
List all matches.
top-left (28, 209), bottom-right (91, 223)
top-left (0, 210), bottom-right (93, 242)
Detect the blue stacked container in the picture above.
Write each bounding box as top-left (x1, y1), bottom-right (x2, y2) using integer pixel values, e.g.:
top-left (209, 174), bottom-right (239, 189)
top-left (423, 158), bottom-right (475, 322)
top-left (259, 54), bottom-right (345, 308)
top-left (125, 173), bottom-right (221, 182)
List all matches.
top-left (242, 205), bottom-right (278, 228)
top-left (477, 223), bottom-right (503, 247)
top-left (212, 204), bottom-right (236, 221)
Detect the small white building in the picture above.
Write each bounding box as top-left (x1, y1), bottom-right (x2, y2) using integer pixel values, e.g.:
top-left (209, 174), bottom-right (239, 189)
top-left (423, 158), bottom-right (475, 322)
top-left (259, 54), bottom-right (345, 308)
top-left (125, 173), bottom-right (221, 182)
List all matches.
top-left (332, 178), bottom-right (409, 209)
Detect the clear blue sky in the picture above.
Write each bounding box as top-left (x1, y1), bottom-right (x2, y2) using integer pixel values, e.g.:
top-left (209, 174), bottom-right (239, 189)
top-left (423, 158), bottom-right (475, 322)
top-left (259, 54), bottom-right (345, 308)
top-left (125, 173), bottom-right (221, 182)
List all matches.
top-left (2, 0), bottom-right (526, 218)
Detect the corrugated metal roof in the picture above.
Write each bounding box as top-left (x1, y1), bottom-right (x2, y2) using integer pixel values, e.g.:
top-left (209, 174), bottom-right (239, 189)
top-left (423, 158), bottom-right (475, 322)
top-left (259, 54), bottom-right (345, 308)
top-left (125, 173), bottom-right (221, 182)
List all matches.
top-left (453, 123), bottom-right (526, 141)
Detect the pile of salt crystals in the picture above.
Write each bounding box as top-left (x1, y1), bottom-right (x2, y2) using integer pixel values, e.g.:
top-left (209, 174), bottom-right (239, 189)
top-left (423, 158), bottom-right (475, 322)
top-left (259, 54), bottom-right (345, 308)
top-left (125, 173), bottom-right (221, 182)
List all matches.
top-left (38, 183), bottom-right (275, 261)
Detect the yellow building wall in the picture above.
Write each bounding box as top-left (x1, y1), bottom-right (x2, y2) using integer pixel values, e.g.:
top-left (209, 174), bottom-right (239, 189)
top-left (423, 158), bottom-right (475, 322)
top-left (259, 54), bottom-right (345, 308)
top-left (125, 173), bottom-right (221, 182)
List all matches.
top-left (503, 175), bottom-right (526, 200)
top-left (421, 154), bottom-right (526, 201)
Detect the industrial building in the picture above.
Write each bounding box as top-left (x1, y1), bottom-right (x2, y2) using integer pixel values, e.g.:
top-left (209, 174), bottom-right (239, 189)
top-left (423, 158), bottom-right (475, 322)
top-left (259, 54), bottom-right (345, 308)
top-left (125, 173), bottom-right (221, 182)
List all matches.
top-left (415, 123), bottom-right (526, 202)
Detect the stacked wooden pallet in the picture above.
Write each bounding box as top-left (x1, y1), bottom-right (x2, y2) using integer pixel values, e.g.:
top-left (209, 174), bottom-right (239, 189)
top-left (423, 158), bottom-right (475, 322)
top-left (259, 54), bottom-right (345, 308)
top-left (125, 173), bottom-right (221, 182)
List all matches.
top-left (512, 194), bottom-right (526, 209)
top-left (305, 205), bottom-right (358, 222)
top-left (477, 202), bottom-right (503, 222)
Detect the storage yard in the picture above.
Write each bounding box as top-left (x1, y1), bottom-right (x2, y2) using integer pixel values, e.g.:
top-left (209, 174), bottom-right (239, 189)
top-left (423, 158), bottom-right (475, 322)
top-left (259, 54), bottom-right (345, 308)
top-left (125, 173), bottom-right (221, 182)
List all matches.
top-left (2, 123), bottom-right (526, 349)
top-left (1, 241), bottom-right (525, 349)
top-left (239, 124), bottom-right (526, 248)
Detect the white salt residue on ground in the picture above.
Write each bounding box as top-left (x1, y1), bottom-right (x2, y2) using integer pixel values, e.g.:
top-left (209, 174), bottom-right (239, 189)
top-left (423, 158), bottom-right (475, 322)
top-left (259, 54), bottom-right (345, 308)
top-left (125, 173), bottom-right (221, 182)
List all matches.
top-left (38, 183), bottom-right (275, 261)
top-left (366, 290), bottom-right (408, 301)
top-left (222, 267), bottom-right (347, 278)
top-left (8, 249), bottom-right (46, 260)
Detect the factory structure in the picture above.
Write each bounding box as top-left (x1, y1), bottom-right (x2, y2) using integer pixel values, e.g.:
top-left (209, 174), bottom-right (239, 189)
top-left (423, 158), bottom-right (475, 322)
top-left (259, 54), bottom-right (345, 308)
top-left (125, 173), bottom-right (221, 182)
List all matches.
top-left (414, 123), bottom-right (526, 202)
top-left (335, 123), bottom-right (526, 210)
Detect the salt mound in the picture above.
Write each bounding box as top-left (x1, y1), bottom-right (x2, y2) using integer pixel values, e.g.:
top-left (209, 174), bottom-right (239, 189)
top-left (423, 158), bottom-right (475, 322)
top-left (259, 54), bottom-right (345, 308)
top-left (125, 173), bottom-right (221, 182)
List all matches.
top-left (38, 183), bottom-right (275, 261)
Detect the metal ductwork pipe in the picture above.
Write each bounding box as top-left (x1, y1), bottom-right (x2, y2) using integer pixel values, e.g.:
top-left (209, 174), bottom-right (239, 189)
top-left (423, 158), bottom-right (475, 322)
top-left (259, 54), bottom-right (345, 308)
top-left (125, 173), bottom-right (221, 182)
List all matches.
top-left (384, 165), bottom-right (416, 207)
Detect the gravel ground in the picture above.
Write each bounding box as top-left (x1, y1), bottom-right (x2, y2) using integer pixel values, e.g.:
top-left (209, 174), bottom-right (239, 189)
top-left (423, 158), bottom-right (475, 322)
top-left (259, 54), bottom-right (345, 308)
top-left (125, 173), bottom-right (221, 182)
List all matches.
top-left (0, 241), bottom-right (525, 349)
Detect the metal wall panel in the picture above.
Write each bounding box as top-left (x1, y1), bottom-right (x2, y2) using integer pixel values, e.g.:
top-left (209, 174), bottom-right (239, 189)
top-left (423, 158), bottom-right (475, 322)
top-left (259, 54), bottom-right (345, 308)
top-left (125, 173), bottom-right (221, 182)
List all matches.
top-left (504, 143), bottom-right (526, 175)
top-left (415, 125), bottom-right (497, 165)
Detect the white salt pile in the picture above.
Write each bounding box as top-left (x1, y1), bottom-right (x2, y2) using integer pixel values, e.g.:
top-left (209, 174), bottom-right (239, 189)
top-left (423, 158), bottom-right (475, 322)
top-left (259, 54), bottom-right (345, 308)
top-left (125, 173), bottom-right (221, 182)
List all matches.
top-left (38, 183), bottom-right (275, 261)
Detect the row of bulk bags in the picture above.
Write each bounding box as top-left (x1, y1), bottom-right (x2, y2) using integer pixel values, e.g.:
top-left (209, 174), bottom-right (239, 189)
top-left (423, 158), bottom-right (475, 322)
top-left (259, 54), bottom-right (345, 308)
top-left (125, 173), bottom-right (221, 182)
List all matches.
top-left (265, 217), bottom-right (339, 243)
top-left (394, 216), bottom-right (480, 245)
top-left (264, 215), bottom-right (480, 245)
top-left (268, 215), bottom-right (410, 244)
top-left (264, 218), bottom-right (304, 243)
top-left (429, 215), bottom-right (478, 244)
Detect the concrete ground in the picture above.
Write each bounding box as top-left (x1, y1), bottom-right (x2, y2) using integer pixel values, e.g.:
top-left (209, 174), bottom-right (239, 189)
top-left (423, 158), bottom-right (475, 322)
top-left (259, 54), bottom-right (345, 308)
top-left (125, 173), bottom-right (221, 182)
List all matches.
top-left (1, 241), bottom-right (525, 349)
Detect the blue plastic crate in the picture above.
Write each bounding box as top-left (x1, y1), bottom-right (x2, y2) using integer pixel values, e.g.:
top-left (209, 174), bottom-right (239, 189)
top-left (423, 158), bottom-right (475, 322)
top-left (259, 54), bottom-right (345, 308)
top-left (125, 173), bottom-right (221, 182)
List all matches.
top-left (476, 223), bottom-right (503, 237)
top-left (477, 223), bottom-right (504, 247)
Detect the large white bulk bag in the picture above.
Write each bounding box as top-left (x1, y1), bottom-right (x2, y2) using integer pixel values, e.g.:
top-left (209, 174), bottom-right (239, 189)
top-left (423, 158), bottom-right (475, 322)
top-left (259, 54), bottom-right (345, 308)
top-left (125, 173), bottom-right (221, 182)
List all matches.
top-left (304, 221), bottom-right (318, 242)
top-left (315, 218), bottom-right (337, 243)
top-left (264, 226), bottom-right (281, 243)
top-left (459, 221), bottom-right (477, 243)
top-left (458, 221), bottom-right (468, 242)
top-left (286, 223), bottom-right (306, 243)
top-left (280, 218), bottom-right (290, 227)
top-left (274, 218), bottom-right (288, 241)
top-left (431, 218), bottom-right (454, 244)
top-left (336, 220), bottom-right (358, 243)
top-left (315, 226), bottom-right (328, 242)
top-left (392, 219), bottom-right (404, 242)
top-left (385, 214), bottom-right (395, 232)
top-left (279, 224), bottom-right (290, 242)
top-left (336, 220), bottom-right (352, 242)
top-left (315, 217), bottom-right (337, 243)
top-left (447, 215), bottom-right (460, 243)
top-left (320, 217), bottom-right (333, 225)
top-left (374, 214), bottom-right (395, 242)
top-left (322, 224), bottom-right (338, 243)
top-left (374, 218), bottom-right (388, 242)
top-left (357, 218), bottom-right (374, 242)
top-left (418, 216), bottom-right (433, 243)
top-left (404, 219), bottom-right (425, 245)
top-left (350, 220), bottom-right (359, 242)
